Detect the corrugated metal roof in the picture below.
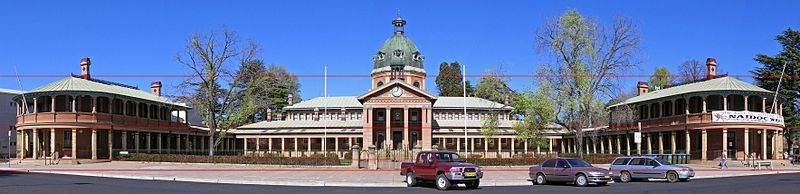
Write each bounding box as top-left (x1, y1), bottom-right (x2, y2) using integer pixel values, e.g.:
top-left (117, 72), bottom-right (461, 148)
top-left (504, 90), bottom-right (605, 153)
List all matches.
top-left (433, 120), bottom-right (519, 128)
top-left (0, 88), bottom-right (23, 94)
top-left (433, 97), bottom-right (513, 110)
top-left (434, 128), bottom-right (568, 135)
top-left (284, 96), bottom-right (362, 110)
top-left (610, 77), bottom-right (773, 107)
top-left (25, 77), bottom-right (188, 108)
top-left (237, 120), bottom-right (364, 129)
top-left (231, 128), bottom-right (363, 135)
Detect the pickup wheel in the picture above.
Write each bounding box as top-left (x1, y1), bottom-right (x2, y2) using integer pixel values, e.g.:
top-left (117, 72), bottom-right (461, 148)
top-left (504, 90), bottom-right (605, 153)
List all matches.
top-left (435, 174), bottom-right (451, 190)
top-left (534, 173), bottom-right (547, 185)
top-left (405, 172), bottom-right (417, 187)
top-left (574, 174), bottom-right (588, 187)
top-left (465, 180), bottom-right (480, 189)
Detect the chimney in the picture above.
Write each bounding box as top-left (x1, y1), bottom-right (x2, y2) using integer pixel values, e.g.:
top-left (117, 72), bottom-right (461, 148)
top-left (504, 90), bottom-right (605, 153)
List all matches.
top-left (150, 81), bottom-right (162, 96)
top-left (341, 108), bottom-right (346, 121)
top-left (637, 81), bottom-right (649, 96)
top-left (504, 94), bottom-right (509, 106)
top-left (287, 94), bottom-right (294, 106)
top-left (276, 112), bottom-right (282, 121)
top-left (314, 107), bottom-right (320, 121)
top-left (706, 58), bottom-right (717, 79)
top-left (266, 108), bottom-right (272, 122)
top-left (80, 57), bottom-right (91, 80)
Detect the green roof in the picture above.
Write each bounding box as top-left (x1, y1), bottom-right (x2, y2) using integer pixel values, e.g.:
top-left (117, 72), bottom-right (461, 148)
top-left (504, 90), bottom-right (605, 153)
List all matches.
top-left (433, 97), bottom-right (513, 110)
top-left (284, 96), bottom-right (362, 110)
top-left (237, 120), bottom-right (364, 129)
top-left (373, 34), bottom-right (423, 69)
top-left (610, 77), bottom-right (773, 108)
top-left (25, 77), bottom-right (188, 108)
top-left (0, 88), bottom-right (23, 94)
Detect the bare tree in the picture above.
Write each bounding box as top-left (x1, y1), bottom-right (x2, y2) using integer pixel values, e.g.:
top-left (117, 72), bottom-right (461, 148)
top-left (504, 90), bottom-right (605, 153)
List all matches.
top-left (677, 59), bottom-right (703, 83)
top-left (177, 29), bottom-right (259, 156)
top-left (533, 9), bottom-right (641, 158)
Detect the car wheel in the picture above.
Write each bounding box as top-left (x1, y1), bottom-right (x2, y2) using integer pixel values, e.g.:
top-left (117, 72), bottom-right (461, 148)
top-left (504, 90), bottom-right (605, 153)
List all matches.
top-left (535, 173), bottom-right (547, 185)
top-left (619, 171), bottom-right (632, 183)
top-left (596, 182), bottom-right (608, 186)
top-left (466, 180), bottom-right (480, 189)
top-left (436, 174), bottom-right (451, 190)
top-left (666, 171), bottom-right (679, 183)
top-left (575, 174), bottom-right (588, 187)
top-left (406, 172), bottom-right (417, 187)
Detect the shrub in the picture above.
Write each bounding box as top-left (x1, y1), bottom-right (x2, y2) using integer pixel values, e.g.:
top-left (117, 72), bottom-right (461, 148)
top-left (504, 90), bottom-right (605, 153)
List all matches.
top-left (117, 153), bottom-right (346, 166)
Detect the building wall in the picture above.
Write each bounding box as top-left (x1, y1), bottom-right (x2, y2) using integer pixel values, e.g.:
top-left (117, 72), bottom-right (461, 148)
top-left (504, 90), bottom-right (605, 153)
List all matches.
top-left (0, 91), bottom-right (18, 157)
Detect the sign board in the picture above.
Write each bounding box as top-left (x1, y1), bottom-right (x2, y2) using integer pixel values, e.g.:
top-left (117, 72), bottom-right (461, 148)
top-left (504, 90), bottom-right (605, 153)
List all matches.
top-left (634, 132), bottom-right (642, 144)
top-left (119, 151), bottom-right (129, 155)
top-left (711, 111), bottom-right (784, 126)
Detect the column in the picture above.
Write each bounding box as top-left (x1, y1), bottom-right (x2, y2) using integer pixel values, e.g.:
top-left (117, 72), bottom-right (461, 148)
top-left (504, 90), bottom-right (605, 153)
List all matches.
top-left (511, 138), bottom-right (515, 156)
top-left (607, 136), bottom-right (614, 154)
top-left (185, 135), bottom-right (190, 151)
top-left (646, 133), bottom-right (652, 154)
top-left (702, 96), bottom-right (707, 113)
top-left (175, 134), bottom-right (180, 151)
top-left (91, 129), bottom-right (97, 160)
top-left (294, 137), bottom-right (298, 152)
top-left (592, 139), bottom-right (597, 154)
top-left (51, 96), bottom-right (55, 112)
top-left (457, 137), bottom-right (461, 152)
top-left (91, 96), bottom-right (97, 113)
top-left (146, 133), bottom-right (151, 153)
top-left (723, 95), bottom-right (728, 111)
top-left (385, 108), bottom-right (391, 150)
top-left (403, 107), bottom-right (409, 150)
top-left (335, 137), bottom-right (339, 153)
top-left (560, 139), bottom-right (565, 153)
top-left (484, 138), bottom-right (488, 152)
top-left (685, 130), bottom-right (691, 156)
top-left (256, 138), bottom-right (260, 153)
top-left (470, 138), bottom-right (475, 153)
top-left (134, 132), bottom-right (140, 152)
top-left (108, 130), bottom-right (113, 159)
top-left (702, 129), bottom-right (708, 161)
top-left (616, 134), bottom-right (622, 155)
top-left (744, 129), bottom-right (749, 158)
top-left (670, 132), bottom-right (676, 154)
top-left (50, 128), bottom-right (56, 157)
top-left (158, 133), bottom-right (163, 153)
top-left (524, 140), bottom-right (529, 154)
top-left (71, 129), bottom-right (77, 160)
top-left (269, 138), bottom-right (274, 151)
top-left (600, 137), bottom-right (605, 154)
top-left (72, 96), bottom-right (77, 113)
top-left (744, 96), bottom-right (749, 111)
top-left (636, 134), bottom-right (642, 155)
top-left (625, 134), bottom-right (631, 156)
top-left (658, 132), bottom-right (664, 154)
top-left (762, 98), bottom-right (766, 112)
top-left (121, 131), bottom-right (127, 150)
top-left (33, 128), bottom-right (38, 159)
top-left (281, 138), bottom-right (285, 152)
top-left (762, 129), bottom-right (767, 160)
top-left (722, 128), bottom-right (728, 160)
top-left (244, 138), bottom-right (248, 153)
top-left (307, 137), bottom-right (311, 152)
top-left (549, 138), bottom-right (553, 153)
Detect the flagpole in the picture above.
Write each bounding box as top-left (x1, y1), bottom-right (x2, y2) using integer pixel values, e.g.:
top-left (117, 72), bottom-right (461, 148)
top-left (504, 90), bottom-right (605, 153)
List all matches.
top-left (462, 64), bottom-right (468, 156)
top-left (324, 65), bottom-right (328, 153)
top-left (771, 61), bottom-right (787, 114)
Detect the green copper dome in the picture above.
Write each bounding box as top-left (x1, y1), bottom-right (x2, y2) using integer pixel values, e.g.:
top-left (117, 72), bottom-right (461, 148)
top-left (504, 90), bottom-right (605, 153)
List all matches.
top-left (373, 17), bottom-right (424, 69)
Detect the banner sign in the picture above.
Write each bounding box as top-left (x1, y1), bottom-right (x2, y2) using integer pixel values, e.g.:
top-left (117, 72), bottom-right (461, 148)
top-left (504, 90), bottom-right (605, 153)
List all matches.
top-left (634, 132), bottom-right (641, 144)
top-left (711, 111), bottom-right (784, 126)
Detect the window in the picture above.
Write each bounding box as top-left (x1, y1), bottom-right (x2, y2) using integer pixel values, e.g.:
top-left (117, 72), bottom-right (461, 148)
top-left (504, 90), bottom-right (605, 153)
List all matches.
top-left (612, 158), bottom-right (631, 165)
top-left (647, 159), bottom-right (660, 166)
top-left (629, 158), bottom-right (645, 165)
top-left (378, 112), bottom-right (385, 121)
top-left (417, 153), bottom-right (428, 164)
top-left (448, 113), bottom-right (453, 120)
top-left (377, 81), bottom-right (384, 87)
top-left (63, 131), bottom-right (72, 148)
top-left (411, 111), bottom-right (418, 121)
top-left (556, 160), bottom-right (569, 168)
top-left (468, 113), bottom-right (473, 120)
top-left (413, 81), bottom-right (420, 88)
top-left (567, 159), bottom-right (593, 167)
top-left (542, 159), bottom-right (556, 168)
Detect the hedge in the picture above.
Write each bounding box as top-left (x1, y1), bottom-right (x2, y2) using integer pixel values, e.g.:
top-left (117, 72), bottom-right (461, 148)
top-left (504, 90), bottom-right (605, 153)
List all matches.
top-left (117, 153), bottom-right (346, 166)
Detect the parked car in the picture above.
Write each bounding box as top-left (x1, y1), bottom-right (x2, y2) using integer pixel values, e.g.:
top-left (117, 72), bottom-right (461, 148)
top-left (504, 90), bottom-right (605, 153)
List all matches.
top-left (609, 156), bottom-right (694, 183)
top-left (400, 151), bottom-right (483, 190)
top-left (529, 158), bottom-right (612, 187)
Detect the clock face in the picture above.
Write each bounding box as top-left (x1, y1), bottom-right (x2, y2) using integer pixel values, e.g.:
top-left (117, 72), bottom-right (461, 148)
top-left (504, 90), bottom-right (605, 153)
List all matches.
top-left (391, 86), bottom-right (403, 97)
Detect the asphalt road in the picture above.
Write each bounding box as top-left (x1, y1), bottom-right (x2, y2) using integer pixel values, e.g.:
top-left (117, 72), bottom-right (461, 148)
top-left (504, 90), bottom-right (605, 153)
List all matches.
top-left (1, 171), bottom-right (799, 194)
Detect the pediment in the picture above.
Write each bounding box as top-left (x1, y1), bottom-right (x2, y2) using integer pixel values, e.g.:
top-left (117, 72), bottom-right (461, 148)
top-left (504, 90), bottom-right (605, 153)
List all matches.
top-left (358, 80), bottom-right (437, 102)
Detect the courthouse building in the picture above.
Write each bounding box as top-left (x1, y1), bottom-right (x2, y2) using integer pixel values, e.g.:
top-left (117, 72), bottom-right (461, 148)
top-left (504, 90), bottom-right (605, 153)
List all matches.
top-left (233, 17), bottom-right (566, 157)
top-left (14, 58), bottom-right (238, 161)
top-left (561, 58), bottom-right (786, 161)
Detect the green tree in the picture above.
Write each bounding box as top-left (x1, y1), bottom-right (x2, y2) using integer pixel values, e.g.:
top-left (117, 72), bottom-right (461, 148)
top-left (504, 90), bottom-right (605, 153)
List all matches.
top-left (177, 29), bottom-right (260, 156)
top-left (436, 61), bottom-right (474, 96)
top-left (473, 70), bottom-right (517, 104)
top-left (511, 84), bottom-right (556, 151)
top-left (533, 9), bottom-right (640, 158)
top-left (233, 60), bottom-right (301, 123)
top-left (481, 114), bottom-right (499, 144)
top-left (648, 66), bottom-right (673, 90)
top-left (751, 28), bottom-right (800, 154)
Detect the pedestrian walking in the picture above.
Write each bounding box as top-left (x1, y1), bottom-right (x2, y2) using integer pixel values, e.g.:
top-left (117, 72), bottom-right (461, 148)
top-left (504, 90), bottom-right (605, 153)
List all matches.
top-left (720, 150), bottom-right (728, 169)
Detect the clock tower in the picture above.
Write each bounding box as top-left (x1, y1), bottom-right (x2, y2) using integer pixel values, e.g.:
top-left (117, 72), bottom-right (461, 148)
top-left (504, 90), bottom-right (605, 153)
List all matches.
top-left (371, 16), bottom-right (427, 91)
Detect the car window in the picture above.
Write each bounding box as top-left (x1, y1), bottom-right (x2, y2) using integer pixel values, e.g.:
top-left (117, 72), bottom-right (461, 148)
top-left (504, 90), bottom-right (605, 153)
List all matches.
top-left (612, 158), bottom-right (631, 165)
top-left (417, 153), bottom-right (427, 164)
top-left (656, 158), bottom-right (671, 165)
top-left (647, 159), bottom-right (659, 166)
top-left (556, 160), bottom-right (569, 168)
top-left (567, 159), bottom-right (593, 167)
top-left (629, 158), bottom-right (645, 165)
top-left (542, 159), bottom-right (556, 168)
top-left (435, 153), bottom-right (463, 162)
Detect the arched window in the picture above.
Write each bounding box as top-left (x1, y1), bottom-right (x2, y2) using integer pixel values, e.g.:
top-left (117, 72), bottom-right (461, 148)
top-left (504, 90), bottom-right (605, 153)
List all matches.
top-left (413, 81), bottom-right (420, 88)
top-left (377, 81), bottom-right (384, 87)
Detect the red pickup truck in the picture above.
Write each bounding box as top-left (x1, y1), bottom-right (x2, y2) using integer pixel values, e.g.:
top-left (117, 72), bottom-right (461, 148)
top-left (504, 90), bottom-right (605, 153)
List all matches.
top-left (400, 151), bottom-right (483, 190)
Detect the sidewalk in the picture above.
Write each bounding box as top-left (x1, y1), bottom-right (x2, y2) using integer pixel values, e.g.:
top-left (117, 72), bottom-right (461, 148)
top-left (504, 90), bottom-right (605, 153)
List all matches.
top-left (2, 160), bottom-right (799, 187)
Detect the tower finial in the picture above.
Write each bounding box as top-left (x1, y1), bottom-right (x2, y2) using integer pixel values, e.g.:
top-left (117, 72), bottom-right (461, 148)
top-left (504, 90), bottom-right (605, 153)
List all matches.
top-left (392, 12), bottom-right (406, 35)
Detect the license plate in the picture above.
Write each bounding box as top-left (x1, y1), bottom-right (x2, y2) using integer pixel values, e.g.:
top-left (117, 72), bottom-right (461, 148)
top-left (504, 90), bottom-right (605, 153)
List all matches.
top-left (465, 172), bottom-right (476, 177)
top-left (604, 176), bottom-right (610, 179)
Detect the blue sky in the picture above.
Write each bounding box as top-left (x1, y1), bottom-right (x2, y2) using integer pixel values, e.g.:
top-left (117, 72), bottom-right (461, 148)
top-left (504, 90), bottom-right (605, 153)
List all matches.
top-left (1, 0), bottom-right (798, 100)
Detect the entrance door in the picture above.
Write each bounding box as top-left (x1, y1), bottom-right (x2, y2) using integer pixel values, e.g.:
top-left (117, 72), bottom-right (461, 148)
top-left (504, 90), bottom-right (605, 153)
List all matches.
top-left (392, 131), bottom-right (403, 150)
top-left (411, 132), bottom-right (419, 148)
top-left (376, 133), bottom-right (385, 150)
top-left (727, 131), bottom-right (736, 159)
